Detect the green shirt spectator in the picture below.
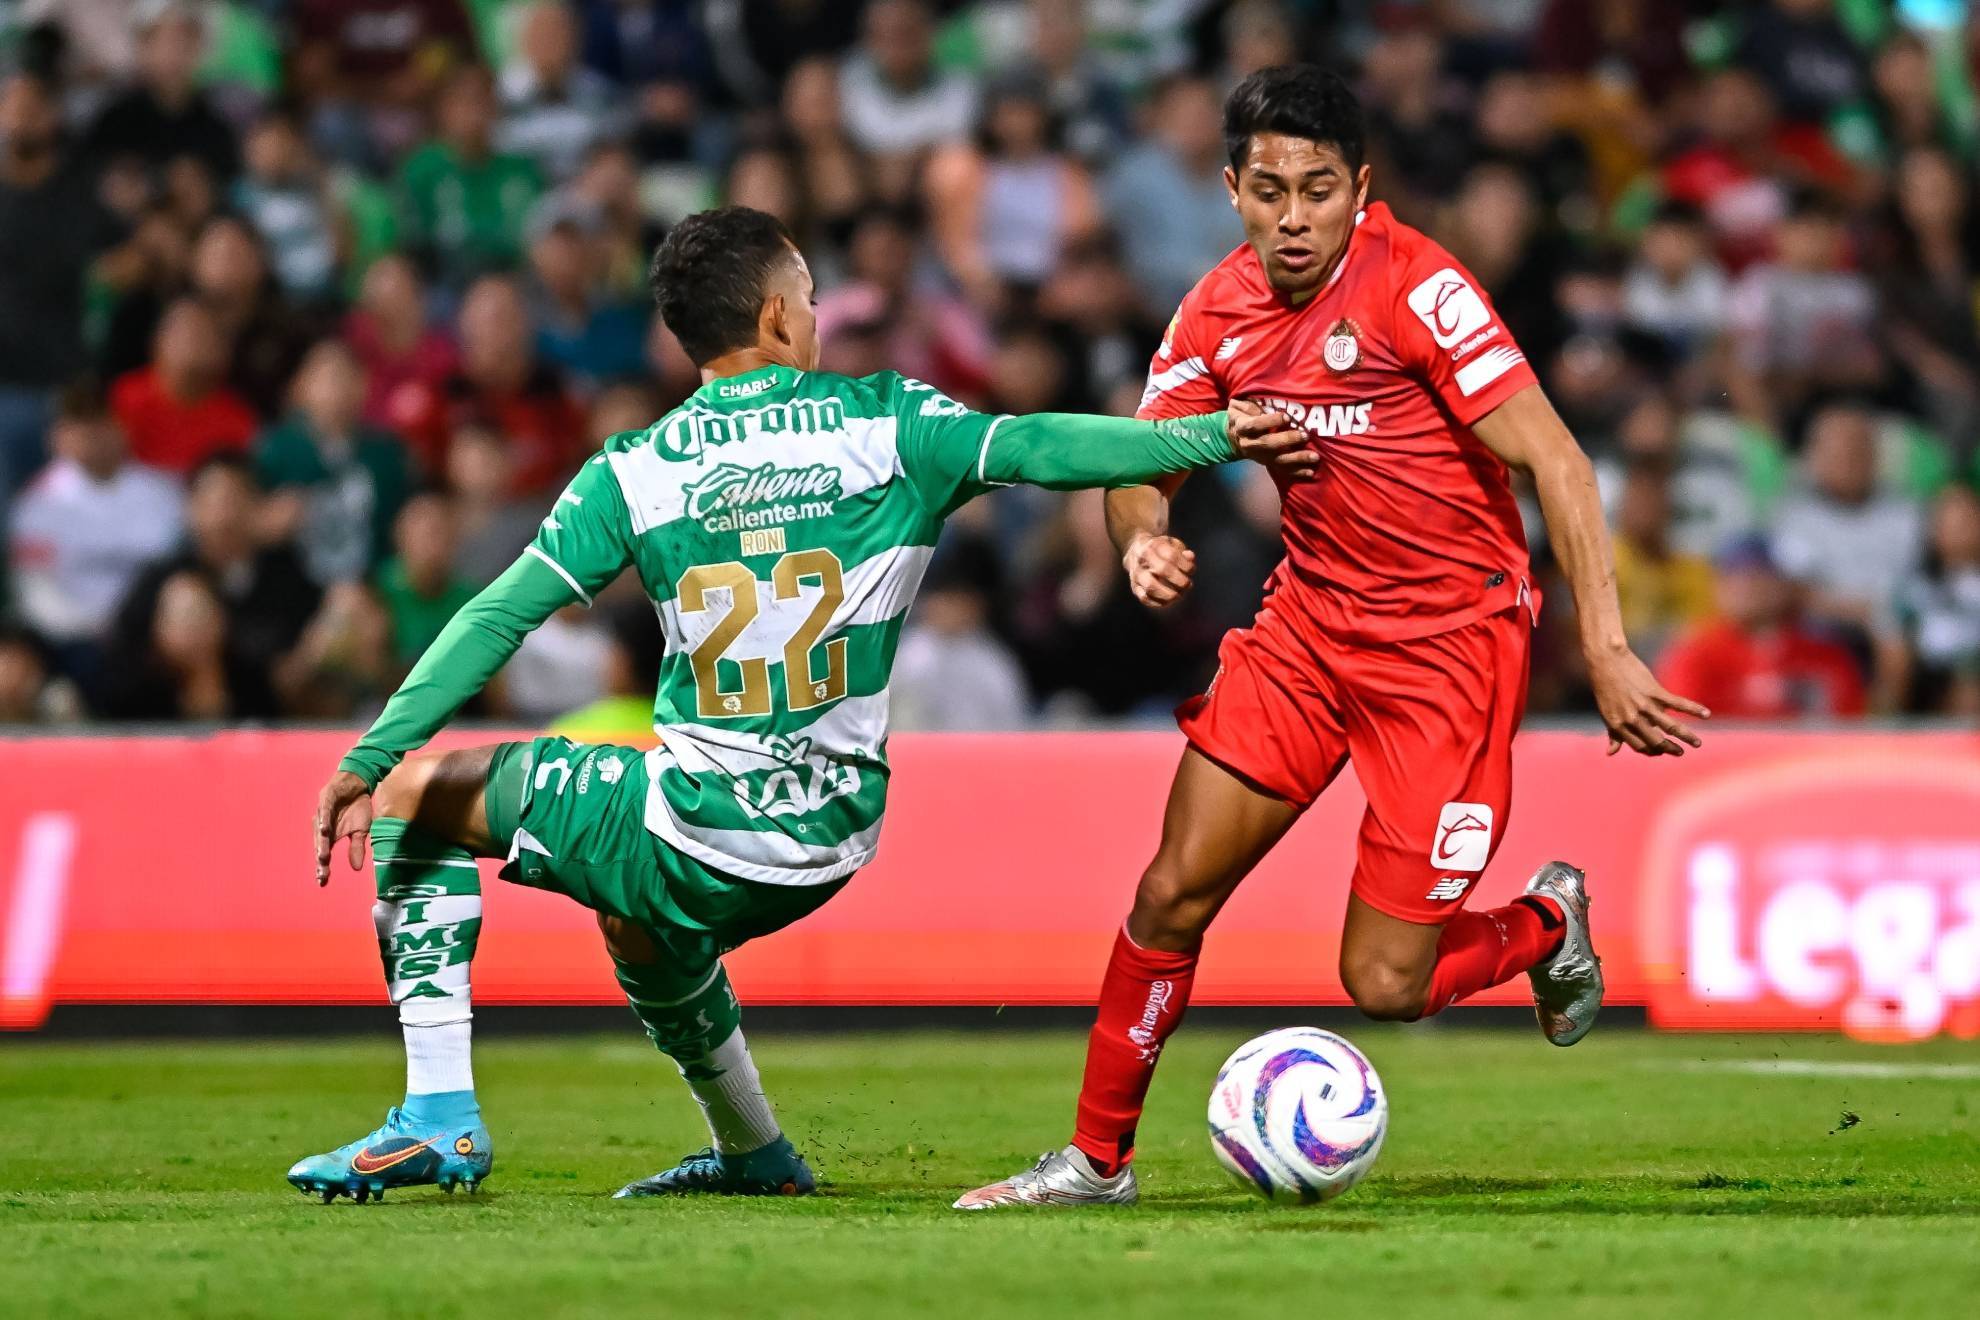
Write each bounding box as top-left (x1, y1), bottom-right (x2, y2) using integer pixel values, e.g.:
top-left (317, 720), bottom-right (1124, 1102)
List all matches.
top-left (374, 489), bottom-right (476, 666)
top-left (398, 65), bottom-right (543, 288)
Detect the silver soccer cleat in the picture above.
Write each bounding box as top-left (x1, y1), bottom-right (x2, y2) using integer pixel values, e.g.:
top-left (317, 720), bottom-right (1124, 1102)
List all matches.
top-left (1524, 860), bottom-right (1603, 1046)
top-left (952, 1145), bottom-right (1139, 1210)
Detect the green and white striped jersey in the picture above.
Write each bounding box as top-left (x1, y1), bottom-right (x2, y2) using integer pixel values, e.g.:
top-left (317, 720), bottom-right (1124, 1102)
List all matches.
top-left (342, 364), bottom-right (1233, 887)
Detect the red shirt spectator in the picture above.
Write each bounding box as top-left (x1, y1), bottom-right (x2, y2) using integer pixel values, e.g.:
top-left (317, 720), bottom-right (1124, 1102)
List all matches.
top-left (400, 276), bottom-right (583, 494)
top-left (110, 299), bottom-right (258, 475)
top-left (1656, 535), bottom-right (1867, 719)
top-left (344, 254), bottom-right (459, 433)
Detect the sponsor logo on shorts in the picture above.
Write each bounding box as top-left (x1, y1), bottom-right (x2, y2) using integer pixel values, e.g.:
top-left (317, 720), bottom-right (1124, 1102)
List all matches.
top-left (1432, 802), bottom-right (1494, 871)
top-left (1407, 268), bottom-right (1491, 349)
top-left (1426, 875), bottom-right (1473, 902)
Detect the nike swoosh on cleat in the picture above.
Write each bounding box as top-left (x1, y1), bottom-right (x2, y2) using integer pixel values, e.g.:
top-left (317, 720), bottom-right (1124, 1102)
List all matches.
top-left (349, 1135), bottom-right (441, 1175)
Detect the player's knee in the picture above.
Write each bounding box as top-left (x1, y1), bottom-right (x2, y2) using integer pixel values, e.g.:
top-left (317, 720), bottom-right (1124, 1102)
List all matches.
top-left (1341, 957), bottom-right (1429, 1022)
top-left (373, 755), bottom-right (441, 822)
top-left (1126, 862), bottom-right (1217, 950)
top-left (598, 913), bottom-right (659, 965)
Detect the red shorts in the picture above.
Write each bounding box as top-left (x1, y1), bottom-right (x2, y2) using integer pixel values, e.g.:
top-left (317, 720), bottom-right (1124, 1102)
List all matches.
top-left (1176, 586), bottom-right (1533, 925)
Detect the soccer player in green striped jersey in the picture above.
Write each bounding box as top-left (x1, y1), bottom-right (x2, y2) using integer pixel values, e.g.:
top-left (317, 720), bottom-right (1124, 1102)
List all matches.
top-left (290, 206), bottom-right (1310, 1203)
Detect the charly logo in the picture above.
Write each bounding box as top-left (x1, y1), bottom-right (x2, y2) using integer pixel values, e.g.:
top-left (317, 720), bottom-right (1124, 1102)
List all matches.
top-left (685, 462), bottom-right (843, 533)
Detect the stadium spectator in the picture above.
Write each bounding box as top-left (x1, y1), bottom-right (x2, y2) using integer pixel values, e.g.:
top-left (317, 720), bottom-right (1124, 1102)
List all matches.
top-left (1891, 483), bottom-right (1980, 716)
top-left (402, 275), bottom-right (584, 493)
top-left (188, 214), bottom-right (324, 420)
top-left (1622, 202), bottom-right (1731, 368)
top-left (532, 140), bottom-right (661, 301)
top-left (233, 106), bottom-right (341, 306)
top-left (256, 339), bottom-right (412, 586)
top-left (0, 72), bottom-right (126, 497)
top-left (1873, 145), bottom-right (1980, 442)
top-left (546, 598), bottom-right (665, 741)
top-left (1771, 403), bottom-right (1924, 654)
top-left (398, 64), bottom-right (544, 290)
top-left (926, 74), bottom-right (1102, 308)
top-left (290, 0), bottom-right (478, 168)
top-left (504, 603), bottom-right (615, 722)
top-left (1662, 67), bottom-right (1853, 270)
top-left (1724, 191), bottom-right (1884, 426)
top-left (80, 3), bottom-right (238, 185)
top-left (1608, 453), bottom-right (1719, 663)
top-left (1103, 74), bottom-right (1240, 314)
top-left (814, 207), bottom-right (991, 399)
top-left (1469, 68), bottom-right (1594, 228)
top-left (1734, 0), bottom-right (1868, 126)
top-left (1657, 534), bottom-right (1868, 720)
top-left (497, 0), bottom-right (622, 184)
top-left (892, 535), bottom-right (1031, 731)
top-left (526, 216), bottom-right (649, 387)
top-left (839, 0), bottom-right (978, 164)
top-left (0, 623), bottom-right (82, 724)
top-left (445, 421), bottom-right (544, 587)
top-left (1361, 19), bottom-right (1472, 222)
top-left (1008, 0), bottom-right (1130, 162)
top-left (102, 566), bottom-right (278, 720)
top-left (112, 453), bottom-right (321, 706)
top-left (6, 381), bottom-right (182, 668)
top-left (343, 253), bottom-right (458, 433)
top-left (374, 488), bottom-right (475, 667)
top-left (110, 297), bottom-right (258, 475)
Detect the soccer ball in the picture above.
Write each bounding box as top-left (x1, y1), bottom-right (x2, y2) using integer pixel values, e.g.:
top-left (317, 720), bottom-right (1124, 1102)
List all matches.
top-left (1207, 1026), bottom-right (1387, 1204)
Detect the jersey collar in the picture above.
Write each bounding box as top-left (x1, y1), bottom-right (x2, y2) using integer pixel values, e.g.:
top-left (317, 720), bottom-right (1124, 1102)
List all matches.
top-left (693, 363), bottom-right (799, 402)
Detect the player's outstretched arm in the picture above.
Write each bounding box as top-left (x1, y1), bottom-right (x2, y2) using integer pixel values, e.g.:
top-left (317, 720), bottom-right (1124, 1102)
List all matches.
top-left (314, 553), bottom-right (577, 884)
top-left (1472, 384), bottom-right (1711, 757)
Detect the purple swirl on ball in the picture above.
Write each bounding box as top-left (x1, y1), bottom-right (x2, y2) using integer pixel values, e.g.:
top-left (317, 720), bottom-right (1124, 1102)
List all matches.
top-left (1254, 1045), bottom-right (1381, 1174)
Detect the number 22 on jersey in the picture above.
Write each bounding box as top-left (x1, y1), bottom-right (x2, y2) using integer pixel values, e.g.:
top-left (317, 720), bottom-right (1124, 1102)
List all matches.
top-left (677, 549), bottom-right (848, 719)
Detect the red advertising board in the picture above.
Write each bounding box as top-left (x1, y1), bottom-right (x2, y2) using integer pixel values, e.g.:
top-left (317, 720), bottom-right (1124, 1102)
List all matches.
top-left (1, 729), bottom-right (1975, 1036)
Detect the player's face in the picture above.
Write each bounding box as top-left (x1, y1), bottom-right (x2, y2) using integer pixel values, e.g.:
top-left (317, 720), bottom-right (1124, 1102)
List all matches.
top-left (1225, 134), bottom-right (1371, 302)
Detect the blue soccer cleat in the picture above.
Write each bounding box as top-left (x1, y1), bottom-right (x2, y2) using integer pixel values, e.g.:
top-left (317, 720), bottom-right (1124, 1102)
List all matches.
top-left (287, 1101), bottom-right (492, 1203)
top-left (613, 1137), bottom-right (815, 1198)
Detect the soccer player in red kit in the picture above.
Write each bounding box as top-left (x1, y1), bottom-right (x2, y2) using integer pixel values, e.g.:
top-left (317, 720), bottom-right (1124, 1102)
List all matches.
top-left (957, 65), bottom-right (1710, 1209)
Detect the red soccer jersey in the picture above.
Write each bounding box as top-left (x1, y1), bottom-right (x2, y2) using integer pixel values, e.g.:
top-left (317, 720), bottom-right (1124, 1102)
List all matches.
top-left (1138, 202), bottom-right (1537, 642)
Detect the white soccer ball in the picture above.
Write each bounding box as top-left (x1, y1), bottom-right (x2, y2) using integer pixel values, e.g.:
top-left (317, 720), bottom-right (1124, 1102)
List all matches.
top-left (1207, 1026), bottom-right (1388, 1204)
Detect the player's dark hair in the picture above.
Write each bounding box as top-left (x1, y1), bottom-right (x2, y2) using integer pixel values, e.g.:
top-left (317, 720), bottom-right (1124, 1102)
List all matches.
top-left (1223, 65), bottom-right (1365, 173)
top-left (649, 206), bottom-right (798, 365)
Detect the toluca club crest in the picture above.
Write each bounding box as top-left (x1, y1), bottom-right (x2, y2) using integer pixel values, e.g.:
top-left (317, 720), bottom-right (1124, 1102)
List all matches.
top-left (1323, 318), bottom-right (1363, 373)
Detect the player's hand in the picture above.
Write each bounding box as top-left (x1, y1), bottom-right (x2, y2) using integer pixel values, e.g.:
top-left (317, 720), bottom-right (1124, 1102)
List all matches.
top-left (314, 770), bottom-right (373, 886)
top-left (1588, 648), bottom-right (1710, 757)
top-left (1228, 399), bottom-right (1318, 480)
top-left (1123, 531), bottom-right (1196, 609)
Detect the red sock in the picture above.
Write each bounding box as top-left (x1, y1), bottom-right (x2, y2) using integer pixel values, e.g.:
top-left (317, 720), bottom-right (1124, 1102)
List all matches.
top-left (1422, 896), bottom-right (1565, 1015)
top-left (1070, 926), bottom-right (1198, 1175)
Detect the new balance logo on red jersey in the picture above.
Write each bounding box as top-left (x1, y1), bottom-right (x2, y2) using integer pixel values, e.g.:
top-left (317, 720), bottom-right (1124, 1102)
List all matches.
top-left (1215, 336), bottom-right (1244, 361)
top-left (1431, 801), bottom-right (1494, 871)
top-left (1425, 876), bottom-right (1473, 902)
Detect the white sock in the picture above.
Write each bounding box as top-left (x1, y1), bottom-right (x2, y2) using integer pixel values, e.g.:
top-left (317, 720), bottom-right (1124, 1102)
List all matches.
top-left (404, 1018), bottom-right (474, 1096)
top-left (373, 894), bottom-right (479, 1098)
top-left (685, 1029), bottom-right (782, 1153)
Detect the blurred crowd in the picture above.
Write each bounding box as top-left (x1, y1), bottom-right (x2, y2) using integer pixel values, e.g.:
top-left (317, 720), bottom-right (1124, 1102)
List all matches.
top-left (1, 0), bottom-right (1977, 732)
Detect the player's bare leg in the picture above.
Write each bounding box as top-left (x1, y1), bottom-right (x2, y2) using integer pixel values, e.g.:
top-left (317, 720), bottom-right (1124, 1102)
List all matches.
top-left (1338, 864), bottom-right (1601, 1044)
top-left (955, 748), bottom-right (1299, 1209)
top-left (290, 747), bottom-right (500, 1202)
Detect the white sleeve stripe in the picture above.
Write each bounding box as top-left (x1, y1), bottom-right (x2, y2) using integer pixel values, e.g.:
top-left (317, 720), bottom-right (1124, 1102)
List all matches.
top-left (525, 544), bottom-right (593, 605)
top-left (1454, 345), bottom-right (1526, 398)
top-left (1138, 355), bottom-right (1208, 411)
top-left (975, 414), bottom-right (1013, 486)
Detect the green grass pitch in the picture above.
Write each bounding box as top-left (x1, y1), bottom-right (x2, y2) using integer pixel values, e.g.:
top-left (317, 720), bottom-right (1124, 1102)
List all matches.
top-left (3, 1025), bottom-right (1978, 1317)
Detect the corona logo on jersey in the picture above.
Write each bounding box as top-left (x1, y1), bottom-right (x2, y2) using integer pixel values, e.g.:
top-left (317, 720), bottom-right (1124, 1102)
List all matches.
top-left (1253, 395), bottom-right (1373, 440)
top-left (1640, 753), bottom-right (1980, 1040)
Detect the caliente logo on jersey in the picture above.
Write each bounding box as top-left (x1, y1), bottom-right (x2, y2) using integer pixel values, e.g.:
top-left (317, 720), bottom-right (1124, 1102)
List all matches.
top-left (684, 461), bottom-right (844, 533)
top-left (1406, 268), bottom-right (1491, 349)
